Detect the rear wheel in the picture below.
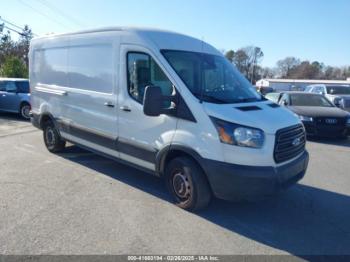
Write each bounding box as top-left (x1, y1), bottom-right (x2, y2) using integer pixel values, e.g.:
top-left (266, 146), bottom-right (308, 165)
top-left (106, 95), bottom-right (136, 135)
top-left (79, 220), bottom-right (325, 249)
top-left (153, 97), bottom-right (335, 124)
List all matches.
top-left (165, 157), bottom-right (212, 211)
top-left (20, 103), bottom-right (31, 120)
top-left (43, 120), bottom-right (66, 153)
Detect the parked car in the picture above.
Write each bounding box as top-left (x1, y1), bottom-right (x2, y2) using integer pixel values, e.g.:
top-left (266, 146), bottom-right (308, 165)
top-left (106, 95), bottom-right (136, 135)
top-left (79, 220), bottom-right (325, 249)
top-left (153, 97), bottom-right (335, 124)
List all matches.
top-left (29, 27), bottom-right (309, 210)
top-left (257, 86), bottom-right (274, 95)
top-left (264, 92), bottom-right (281, 103)
top-left (278, 91), bottom-right (350, 138)
top-left (305, 84), bottom-right (350, 112)
top-left (0, 78), bottom-right (31, 119)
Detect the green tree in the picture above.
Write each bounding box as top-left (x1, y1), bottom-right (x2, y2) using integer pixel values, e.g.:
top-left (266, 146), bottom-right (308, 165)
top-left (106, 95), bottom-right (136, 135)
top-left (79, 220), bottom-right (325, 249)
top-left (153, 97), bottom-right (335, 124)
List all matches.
top-left (0, 30), bottom-right (16, 64)
top-left (225, 50), bottom-right (235, 62)
top-left (0, 56), bottom-right (28, 78)
top-left (16, 25), bottom-right (34, 66)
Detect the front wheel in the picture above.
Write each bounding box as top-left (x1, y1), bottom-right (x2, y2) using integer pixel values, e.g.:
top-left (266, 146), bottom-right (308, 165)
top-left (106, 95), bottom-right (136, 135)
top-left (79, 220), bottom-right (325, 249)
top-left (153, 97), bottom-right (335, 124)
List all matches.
top-left (165, 157), bottom-right (212, 211)
top-left (43, 121), bottom-right (66, 153)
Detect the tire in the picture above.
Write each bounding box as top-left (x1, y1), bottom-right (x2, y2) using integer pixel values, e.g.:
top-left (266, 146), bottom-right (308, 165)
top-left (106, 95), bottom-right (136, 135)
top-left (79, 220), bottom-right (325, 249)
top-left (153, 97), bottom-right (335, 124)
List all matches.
top-left (20, 103), bottom-right (31, 120)
top-left (165, 156), bottom-right (212, 211)
top-left (43, 120), bottom-right (66, 153)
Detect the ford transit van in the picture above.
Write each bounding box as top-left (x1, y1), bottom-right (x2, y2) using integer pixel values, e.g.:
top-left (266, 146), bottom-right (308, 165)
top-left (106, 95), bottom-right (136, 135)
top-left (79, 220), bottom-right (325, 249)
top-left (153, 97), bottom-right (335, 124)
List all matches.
top-left (29, 27), bottom-right (309, 210)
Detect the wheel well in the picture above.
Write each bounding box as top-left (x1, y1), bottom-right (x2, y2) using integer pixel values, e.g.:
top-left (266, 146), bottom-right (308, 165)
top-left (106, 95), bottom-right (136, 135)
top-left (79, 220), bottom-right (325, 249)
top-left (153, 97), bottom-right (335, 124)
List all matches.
top-left (161, 148), bottom-right (213, 194)
top-left (19, 101), bottom-right (30, 110)
top-left (20, 101), bottom-right (30, 106)
top-left (39, 114), bottom-right (53, 129)
top-left (162, 149), bottom-right (205, 176)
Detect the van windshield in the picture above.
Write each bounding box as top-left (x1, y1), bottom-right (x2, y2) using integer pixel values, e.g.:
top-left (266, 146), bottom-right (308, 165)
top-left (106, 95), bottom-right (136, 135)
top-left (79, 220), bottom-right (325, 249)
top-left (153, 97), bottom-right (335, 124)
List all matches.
top-left (162, 50), bottom-right (262, 104)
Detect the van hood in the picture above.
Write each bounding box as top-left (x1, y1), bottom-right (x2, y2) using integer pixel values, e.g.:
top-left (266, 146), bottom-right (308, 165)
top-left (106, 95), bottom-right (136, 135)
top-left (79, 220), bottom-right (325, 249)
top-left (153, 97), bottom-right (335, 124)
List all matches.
top-left (288, 106), bottom-right (349, 118)
top-left (202, 101), bottom-right (300, 135)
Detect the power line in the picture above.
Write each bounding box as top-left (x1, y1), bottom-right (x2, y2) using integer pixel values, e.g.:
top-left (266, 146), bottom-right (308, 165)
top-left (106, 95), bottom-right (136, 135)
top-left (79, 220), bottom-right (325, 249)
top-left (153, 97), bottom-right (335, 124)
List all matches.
top-left (0, 16), bottom-right (38, 37)
top-left (36, 0), bottom-right (85, 28)
top-left (4, 25), bottom-right (25, 36)
top-left (0, 16), bottom-right (24, 31)
top-left (17, 0), bottom-right (73, 30)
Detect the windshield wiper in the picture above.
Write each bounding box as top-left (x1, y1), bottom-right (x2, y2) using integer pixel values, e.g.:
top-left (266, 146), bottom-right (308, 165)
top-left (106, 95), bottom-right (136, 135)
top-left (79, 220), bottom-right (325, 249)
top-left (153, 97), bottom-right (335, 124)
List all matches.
top-left (233, 97), bottom-right (260, 103)
top-left (194, 94), bottom-right (228, 104)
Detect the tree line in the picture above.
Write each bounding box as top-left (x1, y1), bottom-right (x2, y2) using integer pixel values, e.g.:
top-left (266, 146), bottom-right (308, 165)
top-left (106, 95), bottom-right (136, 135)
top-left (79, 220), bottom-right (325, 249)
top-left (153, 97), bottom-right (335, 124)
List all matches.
top-left (225, 48), bottom-right (350, 84)
top-left (0, 25), bottom-right (33, 78)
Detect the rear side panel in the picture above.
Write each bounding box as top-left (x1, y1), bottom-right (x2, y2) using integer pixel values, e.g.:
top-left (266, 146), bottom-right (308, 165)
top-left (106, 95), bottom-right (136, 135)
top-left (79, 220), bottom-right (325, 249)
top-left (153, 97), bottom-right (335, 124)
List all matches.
top-left (30, 32), bottom-right (120, 157)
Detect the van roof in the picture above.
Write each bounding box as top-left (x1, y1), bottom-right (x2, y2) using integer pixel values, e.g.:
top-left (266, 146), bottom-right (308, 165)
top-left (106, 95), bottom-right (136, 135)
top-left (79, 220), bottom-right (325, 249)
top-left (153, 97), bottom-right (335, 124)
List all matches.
top-left (31, 26), bottom-right (220, 56)
top-left (32, 26), bottom-right (177, 39)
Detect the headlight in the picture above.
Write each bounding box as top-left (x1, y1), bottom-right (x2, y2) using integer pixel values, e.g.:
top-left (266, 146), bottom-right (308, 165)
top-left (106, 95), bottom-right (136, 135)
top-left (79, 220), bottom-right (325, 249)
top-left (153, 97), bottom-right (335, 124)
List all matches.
top-left (333, 97), bottom-right (343, 108)
top-left (298, 115), bottom-right (313, 122)
top-left (210, 117), bottom-right (265, 148)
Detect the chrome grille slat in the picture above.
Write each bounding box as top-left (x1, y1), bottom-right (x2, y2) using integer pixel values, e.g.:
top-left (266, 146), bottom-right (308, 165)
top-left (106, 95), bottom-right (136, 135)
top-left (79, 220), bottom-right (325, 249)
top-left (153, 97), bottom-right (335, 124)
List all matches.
top-left (278, 129), bottom-right (304, 142)
top-left (276, 136), bottom-right (306, 152)
top-left (274, 124), bottom-right (306, 163)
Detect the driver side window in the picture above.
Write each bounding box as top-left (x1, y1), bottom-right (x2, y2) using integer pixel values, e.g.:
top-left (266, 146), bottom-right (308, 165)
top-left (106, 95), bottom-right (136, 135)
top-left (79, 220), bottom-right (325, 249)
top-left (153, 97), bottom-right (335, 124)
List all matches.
top-left (5, 81), bottom-right (17, 93)
top-left (127, 52), bottom-right (173, 104)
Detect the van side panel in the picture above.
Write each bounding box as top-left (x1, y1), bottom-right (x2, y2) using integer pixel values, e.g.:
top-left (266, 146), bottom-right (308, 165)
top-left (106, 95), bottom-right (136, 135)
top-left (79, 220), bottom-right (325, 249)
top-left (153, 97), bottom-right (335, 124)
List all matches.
top-left (30, 32), bottom-right (120, 155)
top-left (61, 33), bottom-right (118, 140)
top-left (30, 36), bottom-right (70, 121)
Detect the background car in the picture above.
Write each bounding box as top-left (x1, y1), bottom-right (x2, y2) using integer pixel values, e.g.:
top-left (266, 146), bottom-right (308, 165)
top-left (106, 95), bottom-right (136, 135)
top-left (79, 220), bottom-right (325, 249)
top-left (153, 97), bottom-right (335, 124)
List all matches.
top-left (257, 86), bottom-right (274, 95)
top-left (0, 78), bottom-right (31, 119)
top-left (278, 91), bottom-right (350, 138)
top-left (305, 84), bottom-right (350, 112)
top-left (265, 92), bottom-right (281, 103)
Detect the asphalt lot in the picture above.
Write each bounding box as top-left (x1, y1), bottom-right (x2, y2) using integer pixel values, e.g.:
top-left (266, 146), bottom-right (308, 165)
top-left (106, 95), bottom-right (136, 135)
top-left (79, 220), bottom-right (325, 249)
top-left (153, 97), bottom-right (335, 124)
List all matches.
top-left (0, 112), bottom-right (350, 257)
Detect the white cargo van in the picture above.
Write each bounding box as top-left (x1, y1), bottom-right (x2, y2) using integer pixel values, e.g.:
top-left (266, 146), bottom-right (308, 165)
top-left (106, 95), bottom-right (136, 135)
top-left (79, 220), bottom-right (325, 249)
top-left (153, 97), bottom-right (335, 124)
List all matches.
top-left (29, 27), bottom-right (309, 210)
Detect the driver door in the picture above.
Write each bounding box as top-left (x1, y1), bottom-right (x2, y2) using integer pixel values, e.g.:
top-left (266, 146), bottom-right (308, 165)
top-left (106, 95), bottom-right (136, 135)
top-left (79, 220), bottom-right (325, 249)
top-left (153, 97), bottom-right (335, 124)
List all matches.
top-left (0, 81), bottom-right (20, 112)
top-left (117, 45), bottom-right (177, 171)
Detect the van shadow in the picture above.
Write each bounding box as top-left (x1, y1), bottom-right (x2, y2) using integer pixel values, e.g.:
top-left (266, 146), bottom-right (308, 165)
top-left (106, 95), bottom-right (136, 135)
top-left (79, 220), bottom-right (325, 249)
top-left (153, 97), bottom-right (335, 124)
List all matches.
top-left (59, 145), bottom-right (350, 256)
top-left (0, 112), bottom-right (29, 122)
top-left (307, 136), bottom-right (350, 148)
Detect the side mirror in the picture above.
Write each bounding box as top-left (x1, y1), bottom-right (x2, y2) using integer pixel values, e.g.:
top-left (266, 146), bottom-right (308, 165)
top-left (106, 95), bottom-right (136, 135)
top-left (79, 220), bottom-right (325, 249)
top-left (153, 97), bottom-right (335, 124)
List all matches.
top-left (283, 100), bottom-right (288, 106)
top-left (143, 86), bottom-right (164, 117)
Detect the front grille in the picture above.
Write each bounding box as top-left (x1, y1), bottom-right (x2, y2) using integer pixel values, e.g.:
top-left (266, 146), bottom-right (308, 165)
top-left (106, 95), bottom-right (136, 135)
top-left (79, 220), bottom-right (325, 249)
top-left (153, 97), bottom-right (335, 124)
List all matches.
top-left (314, 117), bottom-right (346, 127)
top-left (313, 117), bottom-right (347, 136)
top-left (274, 124), bottom-right (306, 163)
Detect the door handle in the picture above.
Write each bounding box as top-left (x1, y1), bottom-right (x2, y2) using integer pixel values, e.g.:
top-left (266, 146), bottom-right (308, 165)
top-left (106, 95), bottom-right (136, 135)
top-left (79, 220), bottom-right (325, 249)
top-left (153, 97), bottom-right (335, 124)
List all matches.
top-left (120, 106), bottom-right (131, 112)
top-left (104, 101), bottom-right (115, 108)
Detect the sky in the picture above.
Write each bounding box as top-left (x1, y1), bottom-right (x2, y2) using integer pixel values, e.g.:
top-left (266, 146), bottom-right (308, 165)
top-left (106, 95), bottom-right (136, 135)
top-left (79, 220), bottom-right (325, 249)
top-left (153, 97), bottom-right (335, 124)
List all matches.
top-left (1, 0), bottom-right (349, 67)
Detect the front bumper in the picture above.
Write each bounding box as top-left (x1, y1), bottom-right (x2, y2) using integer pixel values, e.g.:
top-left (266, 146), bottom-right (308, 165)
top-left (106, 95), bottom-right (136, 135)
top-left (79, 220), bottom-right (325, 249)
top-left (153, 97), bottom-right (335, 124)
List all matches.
top-left (303, 121), bottom-right (349, 137)
top-left (202, 150), bottom-right (309, 201)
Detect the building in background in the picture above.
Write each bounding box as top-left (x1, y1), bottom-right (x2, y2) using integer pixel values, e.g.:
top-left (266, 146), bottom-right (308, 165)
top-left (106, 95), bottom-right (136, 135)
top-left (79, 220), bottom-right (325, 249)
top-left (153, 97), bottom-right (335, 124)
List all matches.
top-left (256, 79), bottom-right (350, 92)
